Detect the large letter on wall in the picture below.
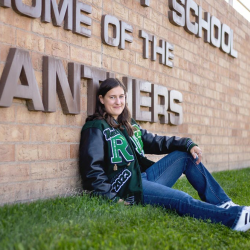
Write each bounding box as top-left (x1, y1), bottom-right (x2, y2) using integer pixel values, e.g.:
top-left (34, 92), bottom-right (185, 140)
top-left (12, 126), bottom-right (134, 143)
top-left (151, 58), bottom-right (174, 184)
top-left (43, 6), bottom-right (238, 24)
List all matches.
top-left (43, 57), bottom-right (81, 114)
top-left (73, 0), bottom-right (92, 37)
top-left (230, 29), bottom-right (238, 58)
top-left (168, 0), bottom-right (185, 27)
top-left (184, 0), bottom-right (198, 35)
top-left (122, 77), bottom-right (133, 117)
top-left (133, 80), bottom-right (152, 122)
top-left (210, 16), bottom-right (221, 48)
top-left (221, 24), bottom-right (231, 54)
top-left (169, 90), bottom-right (183, 125)
top-left (140, 0), bottom-right (150, 7)
top-left (152, 36), bottom-right (165, 64)
top-left (82, 65), bottom-right (111, 115)
top-left (139, 30), bottom-right (153, 59)
top-left (0, 0), bottom-right (11, 8)
top-left (42, 0), bottom-right (73, 30)
top-left (0, 48), bottom-right (44, 111)
top-left (12, 0), bottom-right (42, 18)
top-left (102, 15), bottom-right (120, 46)
top-left (197, 6), bottom-right (210, 43)
top-left (165, 42), bottom-right (174, 68)
top-left (119, 21), bottom-right (133, 50)
top-left (152, 84), bottom-right (168, 124)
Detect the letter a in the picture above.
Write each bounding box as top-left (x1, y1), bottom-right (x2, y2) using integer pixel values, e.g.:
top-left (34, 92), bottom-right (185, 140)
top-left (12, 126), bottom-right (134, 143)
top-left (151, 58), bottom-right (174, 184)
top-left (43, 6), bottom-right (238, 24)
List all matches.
top-left (0, 48), bottom-right (44, 111)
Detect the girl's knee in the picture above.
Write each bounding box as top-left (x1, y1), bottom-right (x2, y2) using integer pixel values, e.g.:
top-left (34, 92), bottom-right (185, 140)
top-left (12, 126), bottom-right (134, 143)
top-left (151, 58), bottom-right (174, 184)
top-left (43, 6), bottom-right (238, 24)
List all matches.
top-left (168, 151), bottom-right (190, 159)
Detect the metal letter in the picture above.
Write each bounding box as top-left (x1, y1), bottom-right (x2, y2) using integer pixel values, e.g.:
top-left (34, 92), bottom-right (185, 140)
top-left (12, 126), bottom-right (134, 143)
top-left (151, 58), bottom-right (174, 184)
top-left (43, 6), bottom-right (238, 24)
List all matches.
top-left (140, 0), bottom-right (150, 7)
top-left (184, 0), bottom-right (198, 35)
top-left (152, 84), bottom-right (168, 124)
top-left (122, 77), bottom-right (133, 118)
top-left (230, 29), bottom-right (238, 58)
top-left (12, 0), bottom-right (41, 18)
top-left (168, 90), bottom-right (183, 125)
top-left (43, 57), bottom-right (81, 114)
top-left (0, 0), bottom-right (11, 8)
top-left (168, 0), bottom-right (185, 27)
top-left (210, 16), bottom-right (221, 48)
top-left (42, 0), bottom-right (73, 30)
top-left (102, 15), bottom-right (120, 47)
top-left (221, 23), bottom-right (231, 54)
top-left (139, 30), bottom-right (153, 59)
top-left (0, 48), bottom-right (44, 111)
top-left (165, 42), bottom-right (174, 68)
top-left (119, 21), bottom-right (133, 50)
top-left (152, 36), bottom-right (165, 64)
top-left (133, 79), bottom-right (151, 122)
top-left (82, 65), bottom-right (109, 115)
top-left (197, 6), bottom-right (210, 43)
top-left (73, 0), bottom-right (92, 37)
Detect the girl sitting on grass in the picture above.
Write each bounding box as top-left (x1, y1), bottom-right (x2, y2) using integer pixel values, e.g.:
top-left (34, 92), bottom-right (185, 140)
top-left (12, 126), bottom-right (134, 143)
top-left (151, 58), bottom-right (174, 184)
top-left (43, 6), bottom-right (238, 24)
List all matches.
top-left (79, 78), bottom-right (250, 232)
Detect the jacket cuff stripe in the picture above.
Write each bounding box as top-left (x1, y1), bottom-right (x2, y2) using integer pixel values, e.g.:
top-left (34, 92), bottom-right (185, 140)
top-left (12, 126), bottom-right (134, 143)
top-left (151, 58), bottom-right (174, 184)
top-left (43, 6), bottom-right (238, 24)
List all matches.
top-left (186, 139), bottom-right (198, 152)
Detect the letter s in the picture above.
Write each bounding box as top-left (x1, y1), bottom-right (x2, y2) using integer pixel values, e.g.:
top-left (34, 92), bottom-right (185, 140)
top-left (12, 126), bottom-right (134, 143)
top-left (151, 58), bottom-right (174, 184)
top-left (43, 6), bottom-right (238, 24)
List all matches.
top-left (168, 90), bottom-right (183, 125)
top-left (168, 0), bottom-right (185, 27)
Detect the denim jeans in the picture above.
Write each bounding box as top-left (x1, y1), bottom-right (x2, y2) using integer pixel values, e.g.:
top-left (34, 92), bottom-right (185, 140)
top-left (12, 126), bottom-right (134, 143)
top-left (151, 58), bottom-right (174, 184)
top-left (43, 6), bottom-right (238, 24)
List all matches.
top-left (141, 151), bottom-right (243, 228)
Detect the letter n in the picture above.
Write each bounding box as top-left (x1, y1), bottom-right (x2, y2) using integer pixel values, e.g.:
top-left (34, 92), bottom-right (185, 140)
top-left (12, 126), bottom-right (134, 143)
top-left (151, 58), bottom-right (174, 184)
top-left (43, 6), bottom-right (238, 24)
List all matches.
top-left (43, 56), bottom-right (81, 114)
top-left (0, 48), bottom-right (44, 111)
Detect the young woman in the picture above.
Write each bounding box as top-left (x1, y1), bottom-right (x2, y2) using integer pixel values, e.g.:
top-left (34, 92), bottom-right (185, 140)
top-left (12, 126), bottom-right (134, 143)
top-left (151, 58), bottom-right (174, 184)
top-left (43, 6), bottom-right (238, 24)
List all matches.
top-left (79, 78), bottom-right (250, 232)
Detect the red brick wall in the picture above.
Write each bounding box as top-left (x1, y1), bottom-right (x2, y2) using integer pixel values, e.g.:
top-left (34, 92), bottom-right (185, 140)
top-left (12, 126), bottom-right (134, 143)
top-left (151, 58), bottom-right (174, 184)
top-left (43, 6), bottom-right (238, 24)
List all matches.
top-left (0, 0), bottom-right (250, 205)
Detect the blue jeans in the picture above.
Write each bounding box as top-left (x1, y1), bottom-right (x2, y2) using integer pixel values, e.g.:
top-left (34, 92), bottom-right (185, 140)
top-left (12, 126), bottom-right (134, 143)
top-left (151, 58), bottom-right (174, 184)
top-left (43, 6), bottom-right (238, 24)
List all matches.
top-left (141, 151), bottom-right (243, 228)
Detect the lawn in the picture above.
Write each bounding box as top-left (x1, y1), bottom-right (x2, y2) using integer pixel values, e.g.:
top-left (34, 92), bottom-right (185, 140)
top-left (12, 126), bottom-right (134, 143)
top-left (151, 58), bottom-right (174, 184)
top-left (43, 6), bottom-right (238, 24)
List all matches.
top-left (0, 168), bottom-right (250, 250)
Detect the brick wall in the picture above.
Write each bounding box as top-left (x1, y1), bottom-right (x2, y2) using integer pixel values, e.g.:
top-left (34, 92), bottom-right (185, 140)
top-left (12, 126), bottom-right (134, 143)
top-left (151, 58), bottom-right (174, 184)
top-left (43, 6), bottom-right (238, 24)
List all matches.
top-left (0, 0), bottom-right (250, 205)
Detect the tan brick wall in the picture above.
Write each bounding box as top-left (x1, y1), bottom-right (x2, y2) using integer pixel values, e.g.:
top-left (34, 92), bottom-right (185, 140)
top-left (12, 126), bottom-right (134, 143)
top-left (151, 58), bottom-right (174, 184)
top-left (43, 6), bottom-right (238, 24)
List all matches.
top-left (0, 0), bottom-right (249, 205)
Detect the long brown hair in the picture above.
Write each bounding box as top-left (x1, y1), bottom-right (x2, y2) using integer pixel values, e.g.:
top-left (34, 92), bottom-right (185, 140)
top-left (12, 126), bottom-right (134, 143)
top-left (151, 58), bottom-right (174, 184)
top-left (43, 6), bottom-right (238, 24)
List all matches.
top-left (86, 78), bottom-right (134, 136)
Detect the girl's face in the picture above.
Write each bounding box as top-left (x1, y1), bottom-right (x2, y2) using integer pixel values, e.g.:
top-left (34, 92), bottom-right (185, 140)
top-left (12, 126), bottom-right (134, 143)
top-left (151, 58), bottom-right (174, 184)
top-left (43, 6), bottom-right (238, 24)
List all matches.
top-left (99, 86), bottom-right (126, 120)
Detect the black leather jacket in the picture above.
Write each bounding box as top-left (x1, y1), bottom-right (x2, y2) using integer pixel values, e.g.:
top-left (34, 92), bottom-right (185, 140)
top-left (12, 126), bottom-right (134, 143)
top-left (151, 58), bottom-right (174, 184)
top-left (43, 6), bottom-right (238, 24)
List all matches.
top-left (79, 119), bottom-right (196, 202)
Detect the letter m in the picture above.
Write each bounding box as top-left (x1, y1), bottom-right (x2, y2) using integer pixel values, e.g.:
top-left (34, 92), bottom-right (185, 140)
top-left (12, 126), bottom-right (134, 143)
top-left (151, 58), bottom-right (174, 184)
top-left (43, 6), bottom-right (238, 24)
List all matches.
top-left (42, 0), bottom-right (73, 30)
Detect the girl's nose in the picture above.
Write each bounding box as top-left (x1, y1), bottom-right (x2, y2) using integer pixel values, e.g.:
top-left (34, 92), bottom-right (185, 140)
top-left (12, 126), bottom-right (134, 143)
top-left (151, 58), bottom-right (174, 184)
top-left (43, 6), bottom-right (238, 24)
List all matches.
top-left (115, 97), bottom-right (121, 104)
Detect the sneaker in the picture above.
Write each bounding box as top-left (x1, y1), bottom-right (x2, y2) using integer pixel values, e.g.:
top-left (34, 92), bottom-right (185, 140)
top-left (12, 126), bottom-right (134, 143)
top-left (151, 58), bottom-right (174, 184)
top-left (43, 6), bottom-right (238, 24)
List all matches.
top-left (233, 207), bottom-right (250, 232)
top-left (218, 201), bottom-right (239, 209)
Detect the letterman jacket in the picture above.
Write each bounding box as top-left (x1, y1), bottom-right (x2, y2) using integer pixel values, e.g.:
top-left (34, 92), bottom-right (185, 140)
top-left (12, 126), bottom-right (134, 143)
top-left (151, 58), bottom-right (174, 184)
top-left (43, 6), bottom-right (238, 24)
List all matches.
top-left (79, 118), bottom-right (197, 204)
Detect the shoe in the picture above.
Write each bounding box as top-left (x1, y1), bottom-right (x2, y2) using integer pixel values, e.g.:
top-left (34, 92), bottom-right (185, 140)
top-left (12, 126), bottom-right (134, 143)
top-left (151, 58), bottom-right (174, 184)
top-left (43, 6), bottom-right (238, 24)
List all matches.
top-left (218, 201), bottom-right (239, 209)
top-left (233, 207), bottom-right (250, 232)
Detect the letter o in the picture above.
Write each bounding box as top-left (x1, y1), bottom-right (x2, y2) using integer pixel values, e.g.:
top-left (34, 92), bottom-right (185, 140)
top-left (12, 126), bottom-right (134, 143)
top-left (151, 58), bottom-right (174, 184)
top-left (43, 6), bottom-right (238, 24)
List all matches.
top-left (210, 16), bottom-right (221, 48)
top-left (12, 0), bottom-right (42, 18)
top-left (102, 15), bottom-right (120, 47)
top-left (221, 24), bottom-right (231, 54)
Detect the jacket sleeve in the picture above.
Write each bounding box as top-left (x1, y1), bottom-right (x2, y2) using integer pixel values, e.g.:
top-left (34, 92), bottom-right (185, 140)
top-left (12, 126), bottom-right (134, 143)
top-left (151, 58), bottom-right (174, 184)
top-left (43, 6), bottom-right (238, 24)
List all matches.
top-left (79, 127), bottom-right (118, 201)
top-left (140, 128), bottom-right (197, 155)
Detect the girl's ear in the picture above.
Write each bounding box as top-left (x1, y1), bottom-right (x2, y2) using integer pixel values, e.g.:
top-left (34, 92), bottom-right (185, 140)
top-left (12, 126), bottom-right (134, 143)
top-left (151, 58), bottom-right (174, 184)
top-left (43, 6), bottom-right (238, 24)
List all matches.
top-left (99, 95), bottom-right (104, 104)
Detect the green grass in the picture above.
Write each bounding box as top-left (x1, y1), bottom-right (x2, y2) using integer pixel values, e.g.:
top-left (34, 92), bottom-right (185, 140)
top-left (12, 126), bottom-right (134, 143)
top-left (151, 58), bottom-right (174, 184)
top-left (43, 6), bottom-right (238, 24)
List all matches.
top-left (0, 168), bottom-right (250, 250)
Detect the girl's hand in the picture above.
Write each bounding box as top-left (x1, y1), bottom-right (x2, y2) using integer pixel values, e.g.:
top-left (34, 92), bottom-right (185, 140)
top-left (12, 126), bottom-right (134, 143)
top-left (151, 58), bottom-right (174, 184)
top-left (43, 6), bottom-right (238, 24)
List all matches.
top-left (190, 146), bottom-right (202, 165)
top-left (118, 199), bottom-right (130, 205)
